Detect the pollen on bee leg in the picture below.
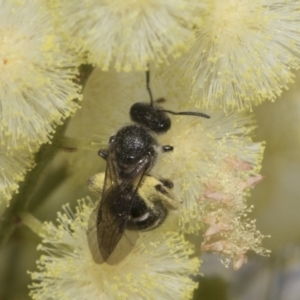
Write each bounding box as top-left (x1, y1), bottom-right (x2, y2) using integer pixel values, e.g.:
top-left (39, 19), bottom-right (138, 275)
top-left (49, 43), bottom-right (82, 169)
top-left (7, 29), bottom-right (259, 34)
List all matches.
top-left (87, 172), bottom-right (105, 195)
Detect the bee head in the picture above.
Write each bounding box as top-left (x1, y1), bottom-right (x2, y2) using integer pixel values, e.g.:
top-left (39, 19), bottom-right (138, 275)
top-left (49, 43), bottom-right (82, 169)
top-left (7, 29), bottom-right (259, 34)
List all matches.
top-left (130, 102), bottom-right (171, 134)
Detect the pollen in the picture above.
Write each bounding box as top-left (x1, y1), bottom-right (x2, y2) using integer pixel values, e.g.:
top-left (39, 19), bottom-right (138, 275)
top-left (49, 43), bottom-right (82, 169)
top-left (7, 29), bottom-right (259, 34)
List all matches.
top-left (50, 0), bottom-right (209, 71)
top-left (150, 109), bottom-right (268, 268)
top-left (29, 198), bottom-right (201, 300)
top-left (0, 148), bottom-right (34, 205)
top-left (176, 0), bottom-right (300, 110)
top-left (0, 0), bottom-right (81, 151)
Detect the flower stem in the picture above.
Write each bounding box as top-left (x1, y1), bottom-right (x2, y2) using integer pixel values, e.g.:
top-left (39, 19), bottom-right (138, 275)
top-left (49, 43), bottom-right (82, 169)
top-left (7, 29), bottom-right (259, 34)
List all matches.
top-left (17, 211), bottom-right (44, 237)
top-left (0, 121), bottom-right (69, 250)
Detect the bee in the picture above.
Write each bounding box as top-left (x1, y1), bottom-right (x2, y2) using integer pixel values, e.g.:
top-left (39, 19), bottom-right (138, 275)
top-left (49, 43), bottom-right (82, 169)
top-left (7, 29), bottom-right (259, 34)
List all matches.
top-left (87, 71), bottom-right (210, 265)
top-left (87, 172), bottom-right (179, 264)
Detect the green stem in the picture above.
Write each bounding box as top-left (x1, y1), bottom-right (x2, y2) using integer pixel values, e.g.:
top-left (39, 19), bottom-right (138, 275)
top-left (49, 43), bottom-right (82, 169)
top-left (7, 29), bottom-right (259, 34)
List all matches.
top-left (17, 211), bottom-right (44, 237)
top-left (60, 136), bottom-right (103, 151)
top-left (0, 121), bottom-right (68, 249)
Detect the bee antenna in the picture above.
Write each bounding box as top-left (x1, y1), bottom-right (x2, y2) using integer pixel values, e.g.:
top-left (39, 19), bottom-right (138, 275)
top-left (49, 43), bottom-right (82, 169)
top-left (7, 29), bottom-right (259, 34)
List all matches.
top-left (160, 109), bottom-right (210, 119)
top-left (146, 70), bottom-right (154, 107)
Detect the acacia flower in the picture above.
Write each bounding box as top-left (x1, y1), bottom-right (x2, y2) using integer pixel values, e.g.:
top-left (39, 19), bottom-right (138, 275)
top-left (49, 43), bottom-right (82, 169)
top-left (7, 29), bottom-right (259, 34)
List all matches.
top-left (0, 0), bottom-right (81, 151)
top-left (50, 0), bottom-right (208, 71)
top-left (151, 110), bottom-right (263, 230)
top-left (150, 108), bottom-right (269, 268)
top-left (29, 198), bottom-right (200, 300)
top-left (0, 148), bottom-right (34, 205)
top-left (175, 0), bottom-right (300, 110)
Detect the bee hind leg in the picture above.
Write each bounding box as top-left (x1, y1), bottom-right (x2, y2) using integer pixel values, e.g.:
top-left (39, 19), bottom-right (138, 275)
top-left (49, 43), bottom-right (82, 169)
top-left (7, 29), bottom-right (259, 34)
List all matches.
top-left (158, 178), bottom-right (174, 189)
top-left (139, 176), bottom-right (181, 210)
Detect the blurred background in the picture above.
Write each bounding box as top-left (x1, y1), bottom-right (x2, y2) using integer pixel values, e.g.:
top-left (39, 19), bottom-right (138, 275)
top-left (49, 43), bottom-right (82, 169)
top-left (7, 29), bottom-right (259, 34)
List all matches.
top-left (1, 69), bottom-right (300, 300)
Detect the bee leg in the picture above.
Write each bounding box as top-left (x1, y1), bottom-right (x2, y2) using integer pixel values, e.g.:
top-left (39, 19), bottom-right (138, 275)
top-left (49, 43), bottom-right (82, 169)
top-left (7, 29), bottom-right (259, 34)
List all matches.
top-left (162, 145), bottom-right (173, 152)
top-left (155, 97), bottom-right (166, 104)
top-left (98, 149), bottom-right (108, 160)
top-left (158, 179), bottom-right (174, 189)
top-left (154, 184), bottom-right (181, 209)
top-left (139, 176), bottom-right (181, 210)
top-left (155, 184), bottom-right (171, 196)
top-left (87, 172), bottom-right (105, 195)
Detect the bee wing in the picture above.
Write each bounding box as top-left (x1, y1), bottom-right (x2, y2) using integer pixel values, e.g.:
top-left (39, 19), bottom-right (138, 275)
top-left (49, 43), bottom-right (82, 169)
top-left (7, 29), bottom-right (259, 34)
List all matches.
top-left (105, 228), bottom-right (138, 265)
top-left (87, 201), bottom-right (138, 265)
top-left (87, 144), bottom-right (151, 265)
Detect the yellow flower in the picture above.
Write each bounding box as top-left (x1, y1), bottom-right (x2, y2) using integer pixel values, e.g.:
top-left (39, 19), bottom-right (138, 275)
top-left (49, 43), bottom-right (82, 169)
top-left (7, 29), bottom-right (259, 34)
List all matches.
top-left (50, 0), bottom-right (208, 71)
top-left (29, 198), bottom-right (200, 300)
top-left (0, 0), bottom-right (81, 151)
top-left (151, 111), bottom-right (264, 230)
top-left (176, 0), bottom-right (300, 110)
top-left (148, 99), bottom-right (269, 268)
top-left (0, 148), bottom-right (34, 204)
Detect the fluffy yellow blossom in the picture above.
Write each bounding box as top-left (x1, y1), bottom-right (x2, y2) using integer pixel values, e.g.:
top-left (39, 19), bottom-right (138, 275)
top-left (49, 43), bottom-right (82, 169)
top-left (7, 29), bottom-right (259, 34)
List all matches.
top-left (50, 0), bottom-right (208, 71)
top-left (151, 112), bottom-right (263, 228)
top-left (150, 107), bottom-right (268, 268)
top-left (176, 0), bottom-right (300, 110)
top-left (0, 148), bottom-right (34, 204)
top-left (29, 198), bottom-right (200, 300)
top-left (0, 0), bottom-right (81, 151)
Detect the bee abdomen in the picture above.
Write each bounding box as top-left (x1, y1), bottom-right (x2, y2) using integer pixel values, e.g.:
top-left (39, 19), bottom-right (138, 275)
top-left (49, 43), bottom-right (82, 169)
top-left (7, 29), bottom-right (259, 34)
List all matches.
top-left (127, 196), bottom-right (167, 231)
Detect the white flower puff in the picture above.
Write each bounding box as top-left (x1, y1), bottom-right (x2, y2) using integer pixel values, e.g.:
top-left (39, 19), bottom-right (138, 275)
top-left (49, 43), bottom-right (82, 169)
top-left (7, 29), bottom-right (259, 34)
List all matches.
top-left (0, 148), bottom-right (34, 204)
top-left (0, 0), bottom-right (81, 151)
top-left (177, 0), bottom-right (300, 110)
top-left (51, 0), bottom-right (208, 71)
top-left (29, 199), bottom-right (200, 300)
top-left (148, 106), bottom-right (269, 269)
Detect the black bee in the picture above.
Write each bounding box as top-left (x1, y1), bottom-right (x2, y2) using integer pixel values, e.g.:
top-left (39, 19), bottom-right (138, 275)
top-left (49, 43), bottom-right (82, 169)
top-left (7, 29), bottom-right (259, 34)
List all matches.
top-left (87, 71), bottom-right (209, 265)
